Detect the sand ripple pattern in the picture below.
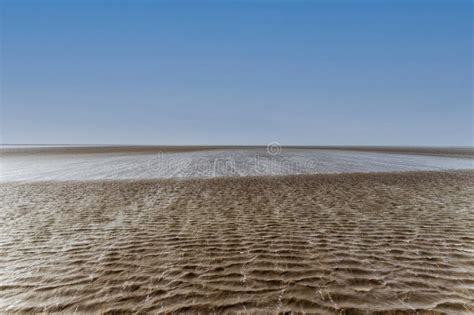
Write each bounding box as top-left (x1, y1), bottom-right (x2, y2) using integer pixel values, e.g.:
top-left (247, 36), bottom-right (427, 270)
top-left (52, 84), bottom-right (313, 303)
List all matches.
top-left (1, 171), bottom-right (474, 313)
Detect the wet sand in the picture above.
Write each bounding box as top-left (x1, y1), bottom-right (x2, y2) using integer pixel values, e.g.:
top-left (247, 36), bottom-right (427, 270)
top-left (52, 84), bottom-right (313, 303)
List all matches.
top-left (1, 148), bottom-right (473, 181)
top-left (1, 171), bottom-right (473, 313)
top-left (1, 145), bottom-right (473, 158)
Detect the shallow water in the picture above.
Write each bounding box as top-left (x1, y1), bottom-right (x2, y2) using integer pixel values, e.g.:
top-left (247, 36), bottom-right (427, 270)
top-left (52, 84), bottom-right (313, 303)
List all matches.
top-left (1, 149), bottom-right (472, 181)
top-left (1, 172), bottom-right (473, 313)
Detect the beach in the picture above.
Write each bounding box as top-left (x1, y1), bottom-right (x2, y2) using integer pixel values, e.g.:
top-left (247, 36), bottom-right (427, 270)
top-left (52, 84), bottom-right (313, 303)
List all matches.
top-left (1, 146), bottom-right (473, 181)
top-left (1, 167), bottom-right (473, 313)
top-left (3, 0), bottom-right (472, 312)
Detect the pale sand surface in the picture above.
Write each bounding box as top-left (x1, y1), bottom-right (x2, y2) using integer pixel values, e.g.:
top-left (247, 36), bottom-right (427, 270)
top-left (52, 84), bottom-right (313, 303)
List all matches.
top-left (1, 148), bottom-right (473, 181)
top-left (1, 145), bottom-right (473, 158)
top-left (1, 171), bottom-right (473, 313)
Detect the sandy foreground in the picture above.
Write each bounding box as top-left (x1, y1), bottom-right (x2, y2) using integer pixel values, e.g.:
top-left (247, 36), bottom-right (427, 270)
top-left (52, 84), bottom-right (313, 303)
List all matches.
top-left (1, 171), bottom-right (473, 314)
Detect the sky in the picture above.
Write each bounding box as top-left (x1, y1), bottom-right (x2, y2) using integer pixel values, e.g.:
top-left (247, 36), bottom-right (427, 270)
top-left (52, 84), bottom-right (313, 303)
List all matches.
top-left (1, 0), bottom-right (472, 146)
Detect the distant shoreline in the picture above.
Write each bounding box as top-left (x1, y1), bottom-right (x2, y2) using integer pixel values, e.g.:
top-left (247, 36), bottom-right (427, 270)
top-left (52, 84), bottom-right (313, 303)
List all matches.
top-left (1, 144), bottom-right (473, 158)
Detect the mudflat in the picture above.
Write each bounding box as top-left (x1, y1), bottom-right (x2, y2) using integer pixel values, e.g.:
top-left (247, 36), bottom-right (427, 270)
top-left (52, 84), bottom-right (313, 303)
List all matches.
top-left (1, 148), bottom-right (473, 182)
top-left (1, 145), bottom-right (473, 158)
top-left (1, 171), bottom-right (473, 313)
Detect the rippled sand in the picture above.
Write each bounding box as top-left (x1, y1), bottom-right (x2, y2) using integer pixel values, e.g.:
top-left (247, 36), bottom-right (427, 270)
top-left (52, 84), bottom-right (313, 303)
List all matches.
top-left (1, 171), bottom-right (473, 313)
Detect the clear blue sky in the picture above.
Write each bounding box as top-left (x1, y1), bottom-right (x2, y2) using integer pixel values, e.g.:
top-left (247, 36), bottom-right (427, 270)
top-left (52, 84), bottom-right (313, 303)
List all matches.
top-left (1, 0), bottom-right (472, 146)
